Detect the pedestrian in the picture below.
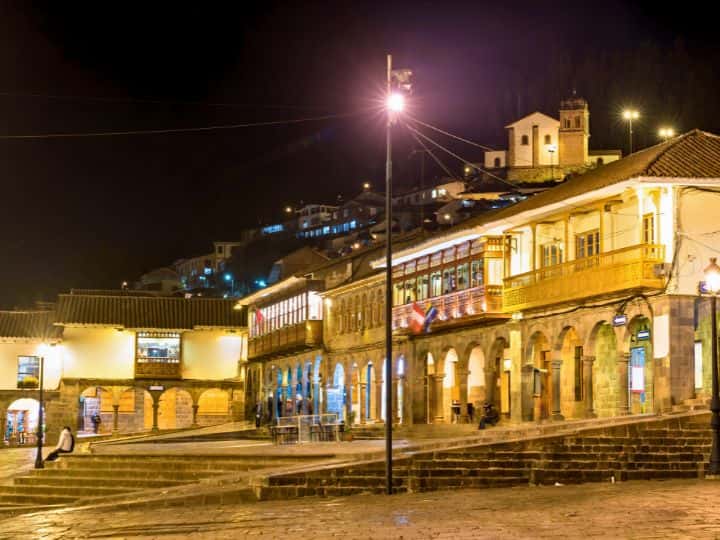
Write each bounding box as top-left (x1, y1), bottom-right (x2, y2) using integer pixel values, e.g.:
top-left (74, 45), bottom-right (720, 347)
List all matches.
top-left (466, 402), bottom-right (475, 423)
top-left (45, 426), bottom-right (75, 462)
top-left (91, 413), bottom-right (101, 434)
top-left (17, 422), bottom-right (25, 445)
top-left (254, 402), bottom-right (262, 428)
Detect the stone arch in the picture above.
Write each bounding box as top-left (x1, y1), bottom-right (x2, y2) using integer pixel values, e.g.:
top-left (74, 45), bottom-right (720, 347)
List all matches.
top-left (467, 344), bottom-right (487, 413)
top-left (117, 387), bottom-right (153, 433)
top-left (441, 348), bottom-right (460, 423)
top-left (349, 360), bottom-right (361, 424)
top-left (78, 386), bottom-right (113, 435)
top-left (5, 398), bottom-right (44, 446)
top-left (157, 387), bottom-right (193, 430)
top-left (587, 321), bottom-right (621, 418)
top-left (557, 326), bottom-right (583, 419)
top-left (197, 388), bottom-right (231, 426)
top-left (327, 362), bottom-right (346, 421)
top-left (362, 361), bottom-right (378, 422)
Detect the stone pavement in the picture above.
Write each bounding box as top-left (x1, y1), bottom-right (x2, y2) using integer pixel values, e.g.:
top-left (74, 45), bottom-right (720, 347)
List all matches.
top-left (0, 447), bottom-right (36, 483)
top-left (1, 479), bottom-right (719, 539)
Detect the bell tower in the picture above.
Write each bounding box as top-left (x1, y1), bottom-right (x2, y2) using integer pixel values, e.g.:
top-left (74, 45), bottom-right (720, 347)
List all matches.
top-left (558, 93), bottom-right (589, 167)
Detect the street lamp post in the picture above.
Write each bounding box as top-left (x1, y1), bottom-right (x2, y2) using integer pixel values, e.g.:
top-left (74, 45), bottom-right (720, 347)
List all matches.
top-left (702, 257), bottom-right (720, 477)
top-left (34, 355), bottom-right (45, 469)
top-left (546, 144), bottom-right (557, 180)
top-left (622, 110), bottom-right (640, 154)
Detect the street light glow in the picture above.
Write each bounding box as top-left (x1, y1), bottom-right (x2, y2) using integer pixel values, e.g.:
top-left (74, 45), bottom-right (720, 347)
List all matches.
top-left (284, 206), bottom-right (293, 213)
top-left (623, 109), bottom-right (639, 120)
top-left (705, 258), bottom-right (720, 294)
top-left (659, 128), bottom-right (675, 139)
top-left (387, 93), bottom-right (405, 112)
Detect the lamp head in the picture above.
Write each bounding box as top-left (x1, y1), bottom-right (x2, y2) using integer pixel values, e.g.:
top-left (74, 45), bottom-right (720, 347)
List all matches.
top-left (387, 93), bottom-right (405, 113)
top-left (705, 257), bottom-right (720, 293)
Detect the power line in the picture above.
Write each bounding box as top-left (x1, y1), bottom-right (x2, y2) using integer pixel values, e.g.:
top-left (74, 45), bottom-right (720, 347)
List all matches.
top-left (0, 110), bottom-right (372, 140)
top-left (404, 126), bottom-right (457, 180)
top-left (404, 113), bottom-right (496, 151)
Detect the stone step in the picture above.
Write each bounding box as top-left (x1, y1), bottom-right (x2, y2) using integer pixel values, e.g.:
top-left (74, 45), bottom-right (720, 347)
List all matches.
top-left (413, 459), bottom-right (533, 469)
top-left (623, 469), bottom-right (700, 480)
top-left (624, 461), bottom-right (700, 471)
top-left (29, 467), bottom-right (226, 481)
top-left (412, 476), bottom-right (528, 490)
top-left (412, 467), bottom-right (528, 478)
top-left (14, 475), bottom-right (188, 489)
top-left (0, 493), bottom-right (81, 505)
top-left (46, 459), bottom-right (269, 472)
top-left (0, 484), bottom-right (136, 498)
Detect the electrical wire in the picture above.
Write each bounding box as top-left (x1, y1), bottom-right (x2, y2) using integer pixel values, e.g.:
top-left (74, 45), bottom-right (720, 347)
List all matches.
top-left (404, 113), bottom-right (496, 151)
top-left (0, 109), bottom-right (372, 140)
top-left (404, 126), bottom-right (457, 180)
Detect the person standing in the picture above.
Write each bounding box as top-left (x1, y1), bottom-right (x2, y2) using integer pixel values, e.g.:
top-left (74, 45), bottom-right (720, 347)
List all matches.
top-left (45, 426), bottom-right (75, 462)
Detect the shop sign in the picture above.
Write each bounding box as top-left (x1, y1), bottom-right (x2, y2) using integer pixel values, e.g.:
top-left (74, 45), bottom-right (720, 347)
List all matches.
top-left (148, 385), bottom-right (165, 391)
top-left (636, 329), bottom-right (651, 341)
top-left (612, 314), bottom-right (627, 327)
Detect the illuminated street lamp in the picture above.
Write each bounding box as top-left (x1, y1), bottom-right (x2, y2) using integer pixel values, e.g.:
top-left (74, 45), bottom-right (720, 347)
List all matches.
top-left (658, 128), bottom-right (675, 141)
top-left (622, 109), bottom-right (640, 154)
top-left (284, 206), bottom-right (293, 214)
top-left (362, 181), bottom-right (371, 191)
top-left (383, 54), bottom-right (411, 496)
top-left (701, 257), bottom-right (720, 477)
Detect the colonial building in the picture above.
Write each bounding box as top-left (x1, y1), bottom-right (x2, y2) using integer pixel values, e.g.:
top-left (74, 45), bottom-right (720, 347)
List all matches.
top-left (242, 129), bottom-right (720, 430)
top-left (0, 291), bottom-right (247, 444)
top-left (485, 95), bottom-right (622, 183)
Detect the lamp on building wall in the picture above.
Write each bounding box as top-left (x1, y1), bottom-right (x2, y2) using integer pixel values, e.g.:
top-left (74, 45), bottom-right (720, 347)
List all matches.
top-left (701, 257), bottom-right (720, 477)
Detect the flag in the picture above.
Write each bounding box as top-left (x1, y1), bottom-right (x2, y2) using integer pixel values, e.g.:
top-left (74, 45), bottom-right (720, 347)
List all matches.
top-left (255, 308), bottom-right (264, 327)
top-left (423, 304), bottom-right (438, 333)
top-left (409, 302), bottom-right (425, 334)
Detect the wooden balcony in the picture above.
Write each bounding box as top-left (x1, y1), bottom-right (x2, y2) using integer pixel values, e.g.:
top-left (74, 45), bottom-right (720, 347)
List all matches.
top-left (392, 285), bottom-right (506, 333)
top-left (248, 320), bottom-right (323, 360)
top-left (135, 360), bottom-right (181, 379)
top-left (503, 244), bottom-right (666, 312)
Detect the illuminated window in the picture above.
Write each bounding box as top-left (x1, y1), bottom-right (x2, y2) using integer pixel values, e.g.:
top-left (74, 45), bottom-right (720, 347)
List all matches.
top-left (430, 271), bottom-right (442, 297)
top-left (456, 263), bottom-right (469, 290)
top-left (432, 189), bottom-right (438, 198)
top-left (416, 274), bottom-right (429, 301)
top-left (442, 267), bottom-right (456, 293)
top-left (643, 214), bottom-right (655, 244)
top-left (541, 244), bottom-right (563, 267)
top-left (136, 333), bottom-right (181, 364)
top-left (308, 292), bottom-right (323, 320)
top-left (470, 260), bottom-right (483, 288)
top-left (576, 230), bottom-right (600, 258)
top-left (17, 356), bottom-right (40, 389)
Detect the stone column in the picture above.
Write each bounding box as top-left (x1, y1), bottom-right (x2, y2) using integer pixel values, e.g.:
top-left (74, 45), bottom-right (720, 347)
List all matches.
top-left (191, 404), bottom-right (199, 427)
top-left (583, 355), bottom-right (596, 418)
top-left (457, 368), bottom-right (469, 423)
top-left (618, 352), bottom-right (631, 415)
top-left (375, 380), bottom-right (383, 422)
top-left (151, 399), bottom-right (160, 433)
top-left (483, 367), bottom-right (496, 407)
top-left (392, 378), bottom-right (401, 424)
top-left (551, 360), bottom-right (564, 420)
top-left (359, 383), bottom-right (367, 424)
top-left (344, 384), bottom-right (352, 423)
top-left (321, 384), bottom-right (329, 415)
top-left (281, 385), bottom-right (289, 416)
top-left (433, 373), bottom-right (446, 422)
top-left (112, 404), bottom-right (120, 436)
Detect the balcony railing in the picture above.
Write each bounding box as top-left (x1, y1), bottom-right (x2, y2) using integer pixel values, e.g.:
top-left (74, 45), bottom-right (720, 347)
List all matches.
top-left (135, 360), bottom-right (181, 379)
top-left (392, 285), bottom-right (505, 332)
top-left (248, 320), bottom-right (323, 360)
top-left (503, 243), bottom-right (666, 312)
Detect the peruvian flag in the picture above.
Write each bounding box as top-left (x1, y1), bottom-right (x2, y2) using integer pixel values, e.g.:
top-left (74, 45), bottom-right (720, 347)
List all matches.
top-left (255, 308), bottom-right (264, 327)
top-left (410, 302), bottom-right (426, 334)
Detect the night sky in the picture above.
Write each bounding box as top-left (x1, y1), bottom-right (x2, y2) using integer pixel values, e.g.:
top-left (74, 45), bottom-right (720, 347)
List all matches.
top-left (1, 1), bottom-right (719, 308)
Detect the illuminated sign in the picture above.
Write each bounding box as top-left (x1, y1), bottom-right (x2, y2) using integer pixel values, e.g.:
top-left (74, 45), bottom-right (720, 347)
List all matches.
top-left (637, 329), bottom-right (651, 341)
top-left (148, 385), bottom-right (165, 391)
top-left (612, 314), bottom-right (627, 327)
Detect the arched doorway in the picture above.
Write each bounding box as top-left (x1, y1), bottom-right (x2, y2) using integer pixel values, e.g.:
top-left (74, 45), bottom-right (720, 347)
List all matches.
top-left (364, 362), bottom-right (377, 422)
top-left (626, 315), bottom-right (653, 414)
top-left (197, 388), bottom-right (230, 426)
top-left (350, 362), bottom-right (360, 424)
top-left (328, 363), bottom-right (345, 421)
top-left (489, 338), bottom-right (509, 417)
top-left (117, 387), bottom-right (153, 433)
top-left (425, 352), bottom-right (435, 423)
top-left (396, 356), bottom-right (405, 424)
top-left (442, 348), bottom-right (460, 423)
top-left (467, 345), bottom-right (487, 419)
top-left (524, 332), bottom-right (551, 421)
top-left (559, 327), bottom-right (583, 419)
top-left (5, 398), bottom-right (43, 446)
top-left (157, 388), bottom-right (193, 430)
top-left (79, 386), bottom-right (112, 435)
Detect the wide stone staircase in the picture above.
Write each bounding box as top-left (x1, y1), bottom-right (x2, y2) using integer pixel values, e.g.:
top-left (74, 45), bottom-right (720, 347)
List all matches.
top-left (0, 453), bottom-right (318, 516)
top-left (255, 412), bottom-right (712, 499)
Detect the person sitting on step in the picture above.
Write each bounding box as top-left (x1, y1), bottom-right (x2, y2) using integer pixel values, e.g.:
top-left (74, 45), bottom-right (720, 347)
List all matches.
top-left (45, 426), bottom-right (75, 462)
top-left (478, 402), bottom-right (499, 430)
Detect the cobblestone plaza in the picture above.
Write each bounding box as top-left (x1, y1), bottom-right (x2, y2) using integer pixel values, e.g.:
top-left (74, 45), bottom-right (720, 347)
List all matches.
top-left (0, 479), bottom-right (717, 539)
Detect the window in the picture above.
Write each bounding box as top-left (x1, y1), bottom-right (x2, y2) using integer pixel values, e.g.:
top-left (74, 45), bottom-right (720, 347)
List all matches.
top-left (564, 118), bottom-right (571, 128)
top-left (393, 282), bottom-right (405, 306)
top-left (442, 267), bottom-right (456, 294)
top-left (430, 271), bottom-right (442, 297)
top-left (416, 274), bottom-right (429, 301)
top-left (544, 134), bottom-right (551, 145)
top-left (470, 260), bottom-right (483, 288)
top-left (403, 280), bottom-right (416, 304)
top-left (541, 244), bottom-right (563, 267)
top-left (456, 263), bottom-right (469, 290)
top-left (576, 230), bottom-right (600, 259)
top-left (432, 189), bottom-right (438, 199)
top-left (486, 259), bottom-right (504, 285)
top-left (493, 157), bottom-right (501, 168)
top-left (643, 213), bottom-right (655, 244)
top-left (521, 135), bottom-right (529, 145)
top-left (308, 292), bottom-right (323, 320)
top-left (17, 356), bottom-right (40, 389)
top-left (217, 246), bottom-right (223, 255)
top-left (575, 116), bottom-right (581, 128)
top-left (137, 333), bottom-right (180, 364)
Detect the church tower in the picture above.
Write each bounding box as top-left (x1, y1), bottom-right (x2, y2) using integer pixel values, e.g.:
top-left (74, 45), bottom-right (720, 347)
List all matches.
top-left (558, 94), bottom-right (589, 167)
